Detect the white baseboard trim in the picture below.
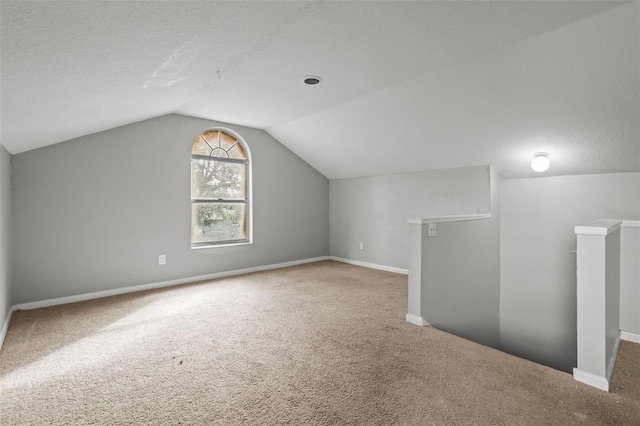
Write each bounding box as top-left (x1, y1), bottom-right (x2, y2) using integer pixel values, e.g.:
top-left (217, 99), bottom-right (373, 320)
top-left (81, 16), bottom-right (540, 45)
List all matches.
top-left (11, 256), bottom-right (331, 312)
top-left (606, 331), bottom-right (621, 384)
top-left (406, 313), bottom-right (429, 327)
top-left (2, 255), bottom-right (400, 351)
top-left (573, 368), bottom-right (609, 392)
top-left (621, 330), bottom-right (640, 344)
top-left (329, 256), bottom-right (408, 275)
top-left (573, 331), bottom-right (621, 392)
top-left (0, 307), bottom-right (16, 351)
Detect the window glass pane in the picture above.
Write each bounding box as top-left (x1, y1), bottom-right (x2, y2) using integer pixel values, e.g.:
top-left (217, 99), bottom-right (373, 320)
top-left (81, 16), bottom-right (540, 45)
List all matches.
top-left (220, 131), bottom-right (238, 150)
top-left (191, 159), bottom-right (246, 199)
top-left (227, 142), bottom-right (246, 160)
top-left (193, 130), bottom-right (246, 159)
top-left (192, 135), bottom-right (212, 155)
top-left (191, 203), bottom-right (246, 243)
top-left (200, 130), bottom-right (219, 146)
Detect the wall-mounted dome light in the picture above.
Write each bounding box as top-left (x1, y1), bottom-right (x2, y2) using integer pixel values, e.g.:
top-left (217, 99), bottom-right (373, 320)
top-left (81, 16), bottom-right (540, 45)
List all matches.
top-left (531, 152), bottom-right (550, 172)
top-left (303, 75), bottom-right (323, 85)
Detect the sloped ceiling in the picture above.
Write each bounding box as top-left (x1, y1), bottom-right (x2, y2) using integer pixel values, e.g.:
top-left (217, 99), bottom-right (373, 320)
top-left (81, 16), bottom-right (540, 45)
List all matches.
top-left (1, 1), bottom-right (638, 179)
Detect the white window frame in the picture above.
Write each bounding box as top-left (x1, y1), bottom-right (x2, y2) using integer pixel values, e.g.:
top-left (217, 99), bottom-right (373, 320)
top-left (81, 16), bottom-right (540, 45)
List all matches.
top-left (190, 128), bottom-right (252, 249)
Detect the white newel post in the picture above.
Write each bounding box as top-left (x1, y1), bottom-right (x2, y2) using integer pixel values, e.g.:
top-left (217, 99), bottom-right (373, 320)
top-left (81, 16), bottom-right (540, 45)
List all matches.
top-left (573, 219), bottom-right (622, 392)
top-left (406, 219), bottom-right (428, 326)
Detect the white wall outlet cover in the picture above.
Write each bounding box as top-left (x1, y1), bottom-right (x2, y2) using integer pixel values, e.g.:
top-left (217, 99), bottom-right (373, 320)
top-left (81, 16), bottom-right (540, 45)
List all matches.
top-left (159, 255), bottom-right (166, 265)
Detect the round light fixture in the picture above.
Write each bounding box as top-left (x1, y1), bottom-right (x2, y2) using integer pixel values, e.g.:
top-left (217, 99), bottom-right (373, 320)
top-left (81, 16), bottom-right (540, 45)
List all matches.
top-left (303, 75), bottom-right (323, 85)
top-left (531, 152), bottom-right (550, 172)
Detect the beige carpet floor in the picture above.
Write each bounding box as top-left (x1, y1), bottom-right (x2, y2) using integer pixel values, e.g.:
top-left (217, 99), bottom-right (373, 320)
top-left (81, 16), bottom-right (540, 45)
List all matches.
top-left (1, 260), bottom-right (639, 425)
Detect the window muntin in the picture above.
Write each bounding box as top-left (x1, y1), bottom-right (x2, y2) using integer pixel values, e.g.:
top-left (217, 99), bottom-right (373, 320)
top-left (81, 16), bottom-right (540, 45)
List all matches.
top-left (193, 130), bottom-right (247, 159)
top-left (191, 129), bottom-right (250, 247)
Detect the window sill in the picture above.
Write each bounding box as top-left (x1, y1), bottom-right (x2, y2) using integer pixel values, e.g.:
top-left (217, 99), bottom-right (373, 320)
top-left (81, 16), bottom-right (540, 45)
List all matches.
top-left (191, 241), bottom-right (253, 250)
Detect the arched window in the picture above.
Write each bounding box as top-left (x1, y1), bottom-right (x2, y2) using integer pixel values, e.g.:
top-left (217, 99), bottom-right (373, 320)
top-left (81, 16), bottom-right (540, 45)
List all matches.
top-left (191, 128), bottom-right (251, 248)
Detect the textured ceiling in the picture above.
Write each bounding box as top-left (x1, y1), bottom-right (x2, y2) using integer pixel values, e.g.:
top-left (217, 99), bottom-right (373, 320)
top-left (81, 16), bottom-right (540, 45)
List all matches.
top-left (1, 1), bottom-right (638, 179)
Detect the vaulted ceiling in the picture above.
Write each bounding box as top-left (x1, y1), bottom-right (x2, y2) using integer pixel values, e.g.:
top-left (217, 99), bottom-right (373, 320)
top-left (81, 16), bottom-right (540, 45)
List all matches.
top-left (1, 1), bottom-right (638, 179)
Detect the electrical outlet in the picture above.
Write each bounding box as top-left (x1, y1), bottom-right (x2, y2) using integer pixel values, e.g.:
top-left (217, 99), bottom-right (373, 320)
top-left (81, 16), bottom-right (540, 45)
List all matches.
top-left (158, 255), bottom-right (166, 265)
top-left (359, 242), bottom-right (364, 250)
top-left (428, 223), bottom-right (437, 237)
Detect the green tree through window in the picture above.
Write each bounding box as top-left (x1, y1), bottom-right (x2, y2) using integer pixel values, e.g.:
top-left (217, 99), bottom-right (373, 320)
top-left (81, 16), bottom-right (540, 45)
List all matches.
top-left (191, 129), bottom-right (250, 247)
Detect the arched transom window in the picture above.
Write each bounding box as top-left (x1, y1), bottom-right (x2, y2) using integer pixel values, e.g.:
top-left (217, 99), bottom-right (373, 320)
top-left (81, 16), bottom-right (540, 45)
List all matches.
top-left (191, 129), bottom-right (251, 247)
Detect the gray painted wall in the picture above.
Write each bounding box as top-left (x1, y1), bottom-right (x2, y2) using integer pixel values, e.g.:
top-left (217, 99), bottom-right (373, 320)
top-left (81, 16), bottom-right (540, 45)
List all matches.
top-left (329, 166), bottom-right (491, 270)
top-left (500, 172), bottom-right (639, 373)
top-left (420, 168), bottom-right (501, 348)
top-left (0, 145), bottom-right (12, 325)
top-left (12, 114), bottom-right (329, 304)
top-left (620, 225), bottom-right (640, 335)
